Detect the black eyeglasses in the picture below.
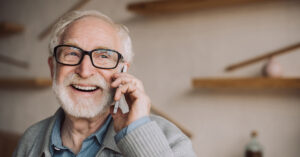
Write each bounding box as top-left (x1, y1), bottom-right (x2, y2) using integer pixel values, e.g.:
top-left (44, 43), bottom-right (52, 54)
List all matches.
top-left (53, 45), bottom-right (123, 69)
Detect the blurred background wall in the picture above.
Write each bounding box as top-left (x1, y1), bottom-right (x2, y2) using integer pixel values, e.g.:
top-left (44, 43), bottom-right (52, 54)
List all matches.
top-left (0, 0), bottom-right (300, 156)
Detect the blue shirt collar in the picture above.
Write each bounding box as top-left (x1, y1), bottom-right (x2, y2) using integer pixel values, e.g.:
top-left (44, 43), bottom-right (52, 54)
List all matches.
top-left (50, 109), bottom-right (112, 151)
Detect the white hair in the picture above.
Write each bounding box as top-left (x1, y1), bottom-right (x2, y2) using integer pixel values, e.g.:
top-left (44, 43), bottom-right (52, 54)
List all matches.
top-left (49, 10), bottom-right (134, 62)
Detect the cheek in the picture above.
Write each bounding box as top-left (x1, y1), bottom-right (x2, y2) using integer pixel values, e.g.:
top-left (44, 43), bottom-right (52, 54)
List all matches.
top-left (98, 69), bottom-right (117, 84)
top-left (56, 66), bottom-right (75, 84)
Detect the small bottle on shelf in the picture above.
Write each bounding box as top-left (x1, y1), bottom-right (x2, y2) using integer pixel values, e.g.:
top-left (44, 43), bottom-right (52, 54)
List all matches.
top-left (245, 131), bottom-right (263, 157)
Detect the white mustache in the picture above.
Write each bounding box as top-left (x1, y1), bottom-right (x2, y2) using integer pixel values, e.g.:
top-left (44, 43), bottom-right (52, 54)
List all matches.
top-left (63, 73), bottom-right (109, 90)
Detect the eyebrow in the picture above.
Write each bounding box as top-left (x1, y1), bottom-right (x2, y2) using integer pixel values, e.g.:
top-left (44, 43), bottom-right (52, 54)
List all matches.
top-left (62, 39), bottom-right (80, 47)
top-left (62, 41), bottom-right (112, 50)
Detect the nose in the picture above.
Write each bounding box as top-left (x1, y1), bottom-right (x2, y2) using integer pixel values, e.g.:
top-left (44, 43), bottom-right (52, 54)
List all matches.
top-left (75, 55), bottom-right (95, 78)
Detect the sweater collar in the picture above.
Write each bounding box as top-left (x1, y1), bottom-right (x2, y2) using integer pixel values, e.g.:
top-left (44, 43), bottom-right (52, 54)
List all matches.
top-left (38, 108), bottom-right (62, 157)
top-left (38, 108), bottom-right (121, 157)
top-left (101, 119), bottom-right (121, 153)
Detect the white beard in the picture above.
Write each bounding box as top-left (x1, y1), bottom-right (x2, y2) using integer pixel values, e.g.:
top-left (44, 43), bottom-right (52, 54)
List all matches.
top-left (52, 71), bottom-right (114, 118)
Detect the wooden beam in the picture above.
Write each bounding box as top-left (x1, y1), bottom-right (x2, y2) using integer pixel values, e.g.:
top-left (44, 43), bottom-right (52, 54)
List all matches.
top-left (151, 106), bottom-right (193, 138)
top-left (226, 42), bottom-right (300, 72)
top-left (0, 78), bottom-right (52, 88)
top-left (192, 77), bottom-right (300, 89)
top-left (127, 0), bottom-right (274, 15)
top-left (38, 0), bottom-right (91, 40)
top-left (0, 54), bottom-right (29, 69)
top-left (0, 22), bottom-right (24, 37)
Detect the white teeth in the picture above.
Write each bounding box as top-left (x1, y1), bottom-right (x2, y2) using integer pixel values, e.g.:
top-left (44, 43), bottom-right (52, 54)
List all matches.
top-left (73, 85), bottom-right (97, 91)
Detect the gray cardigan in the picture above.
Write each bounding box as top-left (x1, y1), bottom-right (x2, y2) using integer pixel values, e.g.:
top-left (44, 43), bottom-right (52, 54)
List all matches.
top-left (13, 108), bottom-right (196, 157)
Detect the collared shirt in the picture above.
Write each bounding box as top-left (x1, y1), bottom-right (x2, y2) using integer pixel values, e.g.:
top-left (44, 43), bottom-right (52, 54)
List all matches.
top-left (49, 110), bottom-right (150, 157)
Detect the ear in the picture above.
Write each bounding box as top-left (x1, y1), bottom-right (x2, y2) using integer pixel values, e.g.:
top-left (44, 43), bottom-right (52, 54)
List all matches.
top-left (48, 57), bottom-right (54, 78)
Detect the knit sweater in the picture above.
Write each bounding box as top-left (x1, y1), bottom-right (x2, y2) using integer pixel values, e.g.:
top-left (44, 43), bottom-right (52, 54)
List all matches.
top-left (13, 108), bottom-right (196, 157)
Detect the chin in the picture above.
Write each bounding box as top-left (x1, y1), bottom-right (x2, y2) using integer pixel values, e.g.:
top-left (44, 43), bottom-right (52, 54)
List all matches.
top-left (61, 87), bottom-right (114, 118)
top-left (61, 100), bottom-right (110, 118)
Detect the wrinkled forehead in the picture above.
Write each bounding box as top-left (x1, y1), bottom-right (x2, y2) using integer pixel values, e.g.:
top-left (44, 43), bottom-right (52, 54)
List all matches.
top-left (60, 16), bottom-right (122, 52)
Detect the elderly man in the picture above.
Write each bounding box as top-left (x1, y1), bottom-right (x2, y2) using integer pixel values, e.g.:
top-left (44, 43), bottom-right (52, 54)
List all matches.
top-left (13, 10), bottom-right (196, 157)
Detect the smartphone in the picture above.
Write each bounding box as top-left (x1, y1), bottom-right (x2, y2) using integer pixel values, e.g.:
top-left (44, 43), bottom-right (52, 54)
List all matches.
top-left (113, 65), bottom-right (127, 114)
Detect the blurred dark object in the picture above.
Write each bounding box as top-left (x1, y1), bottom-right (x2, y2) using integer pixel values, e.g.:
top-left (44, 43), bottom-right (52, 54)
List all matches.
top-left (127, 0), bottom-right (278, 15)
top-left (0, 130), bottom-right (21, 157)
top-left (0, 22), bottom-right (24, 37)
top-left (0, 78), bottom-right (52, 89)
top-left (245, 131), bottom-right (263, 157)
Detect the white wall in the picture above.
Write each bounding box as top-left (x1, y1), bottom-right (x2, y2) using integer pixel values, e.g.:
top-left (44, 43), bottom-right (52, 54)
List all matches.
top-left (0, 0), bottom-right (300, 156)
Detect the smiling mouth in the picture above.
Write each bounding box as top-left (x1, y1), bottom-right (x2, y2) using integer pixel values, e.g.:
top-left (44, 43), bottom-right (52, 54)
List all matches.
top-left (71, 84), bottom-right (100, 92)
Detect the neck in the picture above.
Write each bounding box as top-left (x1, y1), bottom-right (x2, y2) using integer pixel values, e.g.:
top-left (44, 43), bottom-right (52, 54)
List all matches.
top-left (61, 110), bottom-right (110, 154)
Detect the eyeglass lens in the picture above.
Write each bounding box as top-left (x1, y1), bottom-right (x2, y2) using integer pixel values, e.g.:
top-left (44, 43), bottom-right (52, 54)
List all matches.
top-left (55, 46), bottom-right (120, 68)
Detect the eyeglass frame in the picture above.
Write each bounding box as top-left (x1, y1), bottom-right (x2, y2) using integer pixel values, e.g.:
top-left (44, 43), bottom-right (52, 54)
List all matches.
top-left (53, 44), bottom-right (124, 69)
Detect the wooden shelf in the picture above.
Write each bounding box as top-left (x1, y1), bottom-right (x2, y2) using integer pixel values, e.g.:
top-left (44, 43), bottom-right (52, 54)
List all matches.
top-left (127, 0), bottom-right (274, 15)
top-left (192, 77), bottom-right (300, 89)
top-left (0, 22), bottom-right (24, 37)
top-left (0, 78), bottom-right (52, 88)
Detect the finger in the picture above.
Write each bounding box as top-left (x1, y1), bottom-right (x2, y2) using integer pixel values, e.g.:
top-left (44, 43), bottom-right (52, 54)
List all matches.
top-left (112, 76), bottom-right (145, 92)
top-left (112, 73), bottom-right (138, 82)
top-left (113, 73), bottom-right (132, 79)
top-left (114, 83), bottom-right (137, 101)
top-left (111, 76), bottom-right (134, 88)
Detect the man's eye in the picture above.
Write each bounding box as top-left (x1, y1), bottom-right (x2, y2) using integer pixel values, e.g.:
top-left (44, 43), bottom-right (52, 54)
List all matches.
top-left (100, 55), bottom-right (109, 58)
top-left (67, 52), bottom-right (79, 56)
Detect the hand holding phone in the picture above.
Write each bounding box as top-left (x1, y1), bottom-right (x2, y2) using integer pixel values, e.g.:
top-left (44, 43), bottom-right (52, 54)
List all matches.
top-left (113, 65), bottom-right (127, 114)
top-left (110, 66), bottom-right (151, 132)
